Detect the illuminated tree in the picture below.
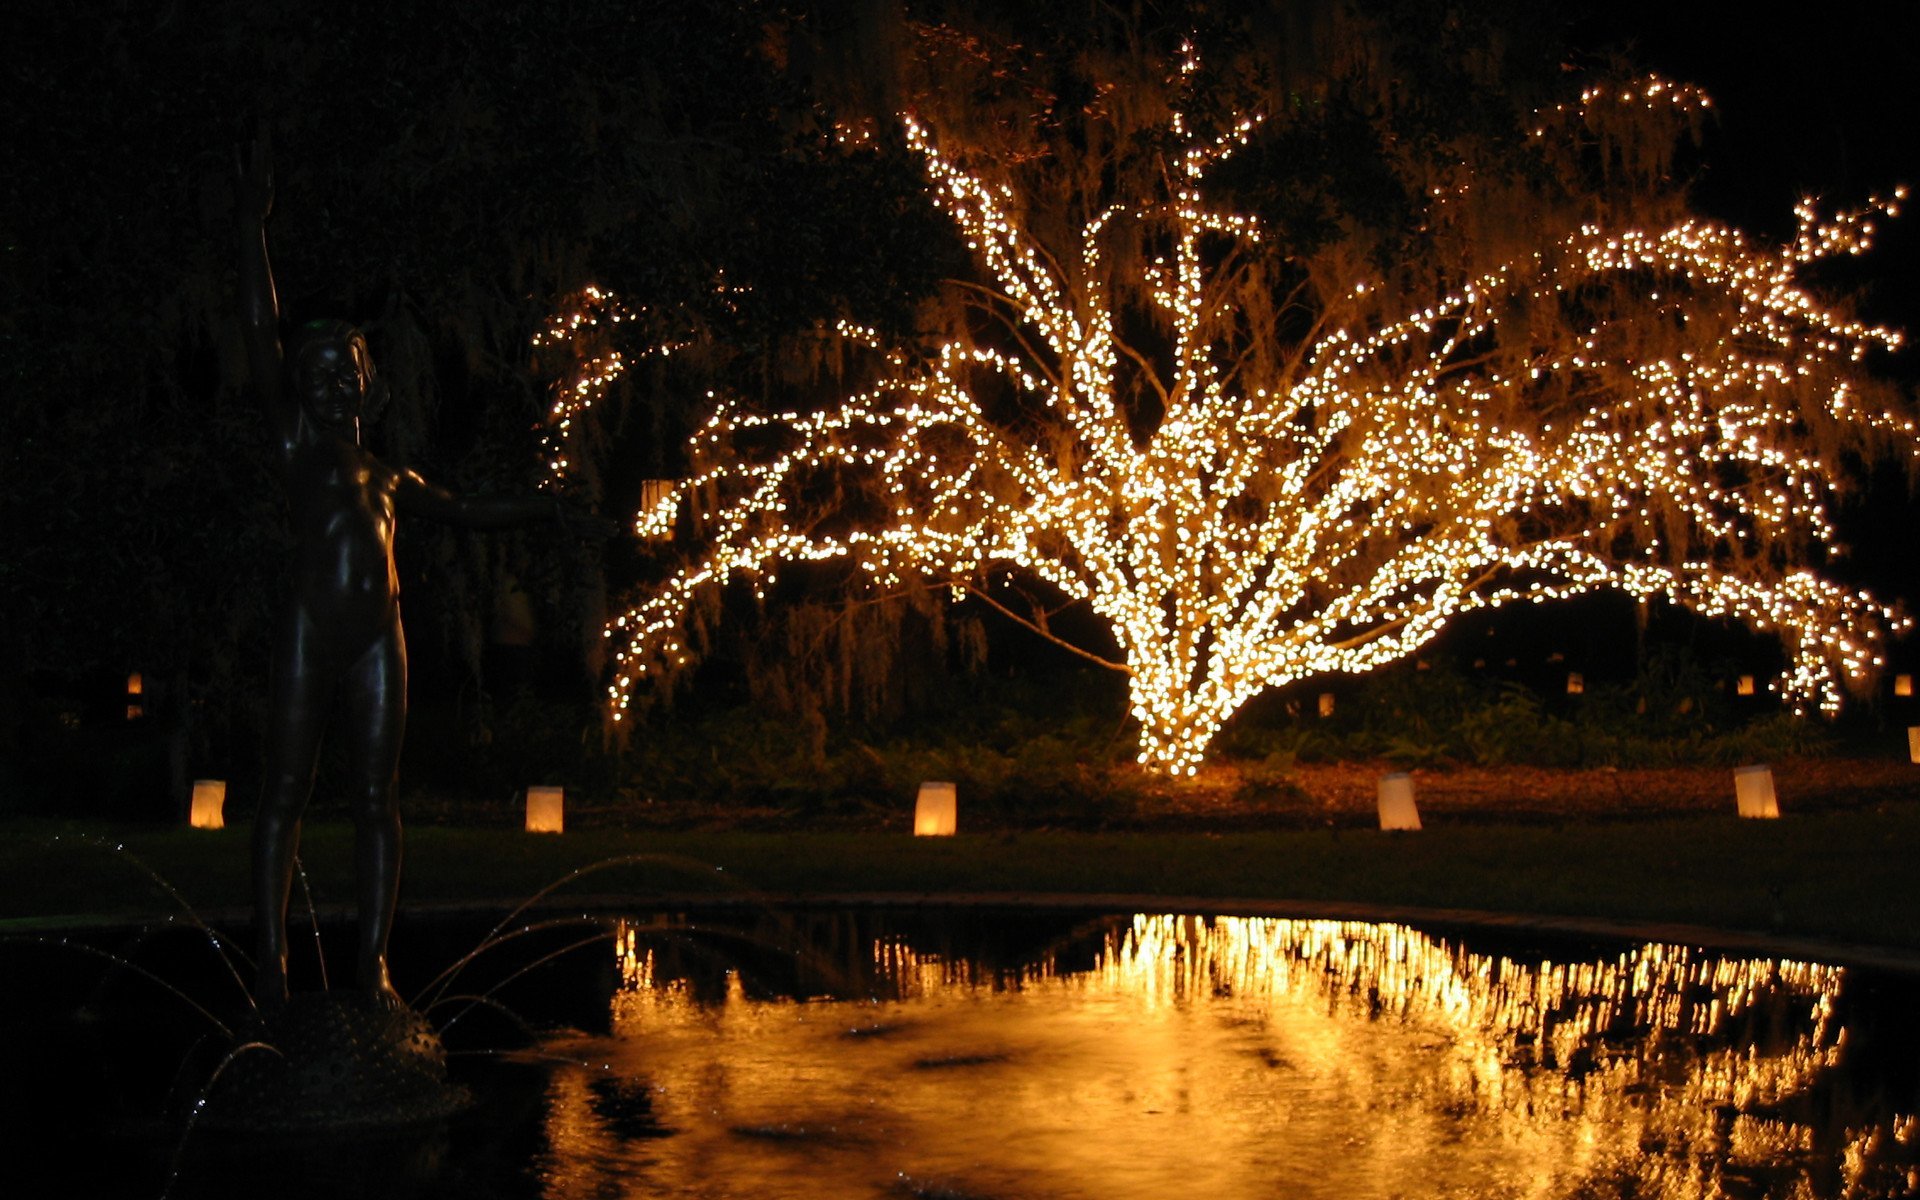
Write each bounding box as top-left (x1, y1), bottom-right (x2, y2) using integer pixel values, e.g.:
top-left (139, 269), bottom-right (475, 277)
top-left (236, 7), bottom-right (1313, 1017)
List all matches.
top-left (602, 32), bottom-right (1914, 775)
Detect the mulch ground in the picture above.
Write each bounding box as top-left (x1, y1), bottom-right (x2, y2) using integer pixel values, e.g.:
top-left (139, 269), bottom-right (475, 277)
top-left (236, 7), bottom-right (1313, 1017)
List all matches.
top-left (437, 754), bottom-right (1920, 833)
top-left (1142, 756), bottom-right (1920, 829)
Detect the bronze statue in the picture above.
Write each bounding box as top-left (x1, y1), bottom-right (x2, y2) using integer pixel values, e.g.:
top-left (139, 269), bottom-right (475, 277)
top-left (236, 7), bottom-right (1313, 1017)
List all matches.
top-left (236, 136), bottom-right (597, 1009)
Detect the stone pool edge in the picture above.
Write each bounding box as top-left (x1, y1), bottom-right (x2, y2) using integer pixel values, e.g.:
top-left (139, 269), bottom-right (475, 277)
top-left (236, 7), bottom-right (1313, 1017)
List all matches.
top-left (9, 892), bottom-right (1920, 977)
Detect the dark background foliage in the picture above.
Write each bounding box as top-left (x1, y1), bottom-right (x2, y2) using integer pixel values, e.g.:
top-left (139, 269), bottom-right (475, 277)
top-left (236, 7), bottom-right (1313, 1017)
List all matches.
top-left (3, 0), bottom-right (1914, 820)
top-left (0, 0), bottom-right (956, 816)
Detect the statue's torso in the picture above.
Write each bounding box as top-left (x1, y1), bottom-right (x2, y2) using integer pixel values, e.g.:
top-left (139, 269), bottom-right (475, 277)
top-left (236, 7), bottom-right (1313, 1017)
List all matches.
top-left (283, 434), bottom-right (403, 647)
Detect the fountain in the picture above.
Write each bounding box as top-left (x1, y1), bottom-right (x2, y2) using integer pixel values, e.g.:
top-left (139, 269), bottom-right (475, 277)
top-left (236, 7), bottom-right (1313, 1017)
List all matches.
top-left (194, 994), bottom-right (467, 1134)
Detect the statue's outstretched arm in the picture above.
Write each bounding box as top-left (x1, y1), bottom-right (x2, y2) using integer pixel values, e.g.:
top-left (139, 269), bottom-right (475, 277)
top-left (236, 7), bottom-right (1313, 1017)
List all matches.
top-left (235, 130), bottom-right (295, 451)
top-left (396, 471), bottom-right (561, 529)
top-left (396, 471), bottom-right (619, 538)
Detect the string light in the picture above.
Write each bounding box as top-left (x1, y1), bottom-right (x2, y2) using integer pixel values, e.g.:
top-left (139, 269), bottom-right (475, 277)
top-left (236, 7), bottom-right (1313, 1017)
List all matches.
top-left (532, 284), bottom-right (632, 488)
top-left (534, 280), bottom-right (739, 514)
top-left (601, 64), bottom-right (1914, 775)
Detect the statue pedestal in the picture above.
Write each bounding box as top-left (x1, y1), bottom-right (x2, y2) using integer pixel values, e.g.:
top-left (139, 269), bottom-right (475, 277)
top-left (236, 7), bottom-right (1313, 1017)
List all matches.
top-left (201, 992), bottom-right (469, 1132)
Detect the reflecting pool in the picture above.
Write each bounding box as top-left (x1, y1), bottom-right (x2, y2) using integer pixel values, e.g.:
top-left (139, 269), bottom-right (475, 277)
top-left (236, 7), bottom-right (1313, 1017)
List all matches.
top-left (7, 908), bottom-right (1917, 1198)
top-left (536, 911), bottom-right (1917, 1199)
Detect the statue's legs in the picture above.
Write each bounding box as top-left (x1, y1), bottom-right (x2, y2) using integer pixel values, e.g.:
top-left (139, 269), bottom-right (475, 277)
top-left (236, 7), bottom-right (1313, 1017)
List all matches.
top-left (342, 620), bottom-right (407, 1005)
top-left (255, 608), bottom-right (331, 1009)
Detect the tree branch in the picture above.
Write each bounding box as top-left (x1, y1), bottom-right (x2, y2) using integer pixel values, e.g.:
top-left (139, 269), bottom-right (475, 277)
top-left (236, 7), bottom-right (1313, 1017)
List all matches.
top-left (964, 582), bottom-right (1132, 674)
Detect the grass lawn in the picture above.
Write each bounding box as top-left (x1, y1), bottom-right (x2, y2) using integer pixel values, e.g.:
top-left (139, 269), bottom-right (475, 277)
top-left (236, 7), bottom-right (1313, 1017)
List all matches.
top-left (3, 805), bottom-right (1918, 962)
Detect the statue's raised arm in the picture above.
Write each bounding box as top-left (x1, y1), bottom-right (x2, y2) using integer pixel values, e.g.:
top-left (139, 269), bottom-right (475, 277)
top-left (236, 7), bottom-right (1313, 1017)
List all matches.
top-left (235, 130), bottom-right (295, 455)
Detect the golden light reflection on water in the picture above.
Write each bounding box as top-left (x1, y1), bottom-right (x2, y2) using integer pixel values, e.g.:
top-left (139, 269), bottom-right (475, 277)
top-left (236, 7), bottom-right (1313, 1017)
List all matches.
top-left (519, 915), bottom-right (1916, 1199)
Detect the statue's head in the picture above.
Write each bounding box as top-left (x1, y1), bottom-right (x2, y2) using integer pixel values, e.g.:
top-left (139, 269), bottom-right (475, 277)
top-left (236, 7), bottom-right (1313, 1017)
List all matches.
top-left (288, 319), bottom-right (377, 432)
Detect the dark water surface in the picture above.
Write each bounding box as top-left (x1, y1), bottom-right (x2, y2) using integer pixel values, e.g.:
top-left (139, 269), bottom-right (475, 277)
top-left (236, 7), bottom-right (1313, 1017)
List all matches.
top-left (5, 907), bottom-right (1916, 1198)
